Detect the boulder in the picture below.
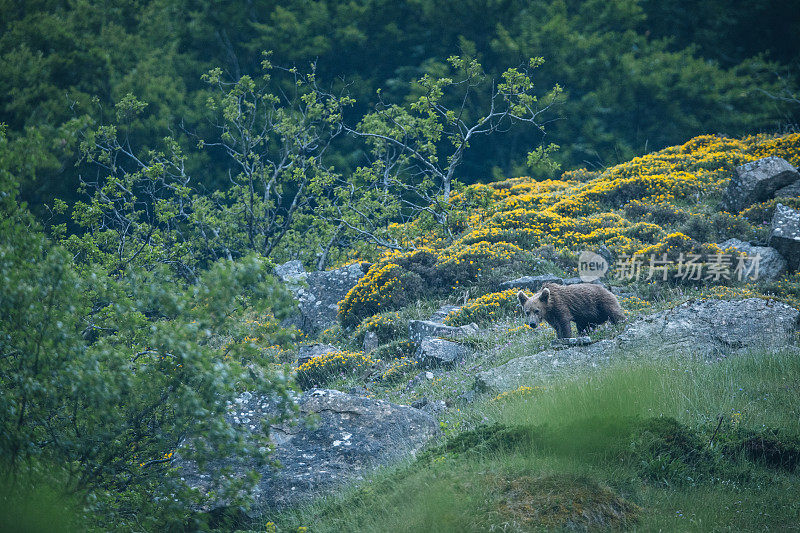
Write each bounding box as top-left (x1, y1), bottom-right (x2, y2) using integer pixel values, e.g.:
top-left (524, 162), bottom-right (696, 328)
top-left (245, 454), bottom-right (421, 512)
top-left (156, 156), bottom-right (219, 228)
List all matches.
top-left (429, 304), bottom-right (462, 323)
top-left (499, 274), bottom-right (563, 293)
top-left (297, 343), bottom-right (339, 365)
top-left (774, 180), bottom-right (800, 199)
top-left (616, 298), bottom-right (799, 359)
top-left (408, 320), bottom-right (478, 343)
top-left (769, 203), bottom-right (800, 271)
top-left (722, 157), bottom-right (800, 212)
top-left (363, 331), bottom-right (379, 354)
top-left (717, 238), bottom-right (787, 281)
top-left (274, 259), bottom-right (308, 289)
top-left (297, 262), bottom-right (367, 333)
top-left (416, 338), bottom-right (472, 368)
top-left (475, 341), bottom-right (616, 393)
top-left (178, 389), bottom-right (438, 511)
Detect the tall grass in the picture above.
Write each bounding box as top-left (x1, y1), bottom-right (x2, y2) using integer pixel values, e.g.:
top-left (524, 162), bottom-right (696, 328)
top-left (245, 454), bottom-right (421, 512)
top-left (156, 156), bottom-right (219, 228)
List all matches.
top-left (260, 348), bottom-right (800, 532)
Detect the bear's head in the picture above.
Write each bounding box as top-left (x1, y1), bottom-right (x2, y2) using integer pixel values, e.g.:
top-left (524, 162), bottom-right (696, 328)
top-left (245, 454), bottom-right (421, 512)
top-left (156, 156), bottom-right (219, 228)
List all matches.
top-left (517, 288), bottom-right (550, 329)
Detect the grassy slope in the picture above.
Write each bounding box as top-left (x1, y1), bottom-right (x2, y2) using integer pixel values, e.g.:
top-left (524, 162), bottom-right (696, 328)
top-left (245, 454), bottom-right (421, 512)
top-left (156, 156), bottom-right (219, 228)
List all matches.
top-left (262, 134), bottom-right (800, 532)
top-left (270, 349), bottom-right (800, 532)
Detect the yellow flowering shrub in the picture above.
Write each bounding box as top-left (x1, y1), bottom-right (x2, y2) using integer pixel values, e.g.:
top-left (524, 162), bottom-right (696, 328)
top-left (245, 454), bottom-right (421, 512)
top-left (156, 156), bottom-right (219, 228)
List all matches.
top-left (339, 242), bottom-right (533, 328)
top-left (341, 133), bottom-right (800, 327)
top-left (353, 311), bottom-right (407, 346)
top-left (444, 289), bottom-right (521, 326)
top-left (338, 262), bottom-right (423, 328)
top-left (295, 350), bottom-right (376, 389)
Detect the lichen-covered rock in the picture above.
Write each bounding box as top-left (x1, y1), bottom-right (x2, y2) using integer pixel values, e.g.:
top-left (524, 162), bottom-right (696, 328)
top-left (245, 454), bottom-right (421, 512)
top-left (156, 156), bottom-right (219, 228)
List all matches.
top-left (298, 263), bottom-right (368, 333)
top-left (616, 298), bottom-right (799, 358)
top-left (297, 343), bottom-right (339, 365)
top-left (769, 203), bottom-right (800, 271)
top-left (178, 389), bottom-right (438, 512)
top-left (774, 180), bottom-right (800, 199)
top-left (717, 238), bottom-right (787, 281)
top-left (475, 341), bottom-right (616, 393)
top-left (408, 319), bottom-right (478, 343)
top-left (499, 274), bottom-right (564, 292)
top-left (416, 338), bottom-right (472, 368)
top-left (274, 259), bottom-right (308, 288)
top-left (722, 157), bottom-right (800, 212)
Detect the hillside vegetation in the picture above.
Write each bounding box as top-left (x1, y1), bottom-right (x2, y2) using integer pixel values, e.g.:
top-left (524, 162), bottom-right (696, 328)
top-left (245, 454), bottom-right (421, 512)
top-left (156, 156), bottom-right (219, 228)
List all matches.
top-left (3, 1), bottom-right (800, 530)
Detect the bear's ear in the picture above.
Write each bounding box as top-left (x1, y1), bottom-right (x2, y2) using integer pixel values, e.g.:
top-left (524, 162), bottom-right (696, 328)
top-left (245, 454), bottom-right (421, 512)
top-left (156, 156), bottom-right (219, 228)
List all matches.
top-left (517, 290), bottom-right (528, 306)
top-left (540, 287), bottom-right (550, 302)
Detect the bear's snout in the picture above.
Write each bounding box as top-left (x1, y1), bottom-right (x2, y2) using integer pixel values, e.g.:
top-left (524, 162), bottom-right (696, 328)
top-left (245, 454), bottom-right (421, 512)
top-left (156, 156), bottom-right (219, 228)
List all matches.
top-left (528, 322), bottom-right (537, 329)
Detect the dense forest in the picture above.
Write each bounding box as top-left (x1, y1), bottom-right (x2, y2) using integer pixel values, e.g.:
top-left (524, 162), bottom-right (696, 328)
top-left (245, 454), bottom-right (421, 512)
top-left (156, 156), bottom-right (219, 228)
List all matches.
top-left (2, 1), bottom-right (800, 531)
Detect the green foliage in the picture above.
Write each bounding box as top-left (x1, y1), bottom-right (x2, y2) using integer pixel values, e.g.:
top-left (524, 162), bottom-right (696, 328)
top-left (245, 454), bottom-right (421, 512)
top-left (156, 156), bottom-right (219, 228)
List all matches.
top-left (4, 0), bottom-right (797, 225)
top-left (352, 312), bottom-right (408, 347)
top-left (0, 149), bottom-right (297, 529)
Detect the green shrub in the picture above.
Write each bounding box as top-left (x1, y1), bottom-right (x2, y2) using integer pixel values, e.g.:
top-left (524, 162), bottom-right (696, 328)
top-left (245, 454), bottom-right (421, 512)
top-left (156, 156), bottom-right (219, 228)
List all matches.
top-left (371, 339), bottom-right (418, 361)
top-left (353, 312), bottom-right (407, 347)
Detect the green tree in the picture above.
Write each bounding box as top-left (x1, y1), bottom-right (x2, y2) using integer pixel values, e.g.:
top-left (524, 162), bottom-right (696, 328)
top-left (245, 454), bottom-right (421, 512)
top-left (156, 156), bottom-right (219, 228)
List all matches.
top-left (1, 125), bottom-right (297, 529)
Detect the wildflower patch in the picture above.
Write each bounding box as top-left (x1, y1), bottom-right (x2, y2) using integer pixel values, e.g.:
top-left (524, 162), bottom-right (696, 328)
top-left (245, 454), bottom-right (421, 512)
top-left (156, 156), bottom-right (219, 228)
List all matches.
top-left (295, 350), bottom-right (376, 389)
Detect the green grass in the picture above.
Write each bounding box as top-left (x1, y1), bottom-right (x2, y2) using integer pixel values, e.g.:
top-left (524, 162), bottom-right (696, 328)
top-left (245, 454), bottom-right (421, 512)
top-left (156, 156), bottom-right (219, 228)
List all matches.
top-left (253, 348), bottom-right (800, 532)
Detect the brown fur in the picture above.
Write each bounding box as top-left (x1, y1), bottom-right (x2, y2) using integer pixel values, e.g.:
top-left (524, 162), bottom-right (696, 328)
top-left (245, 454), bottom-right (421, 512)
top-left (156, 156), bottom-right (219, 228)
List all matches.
top-left (517, 283), bottom-right (625, 339)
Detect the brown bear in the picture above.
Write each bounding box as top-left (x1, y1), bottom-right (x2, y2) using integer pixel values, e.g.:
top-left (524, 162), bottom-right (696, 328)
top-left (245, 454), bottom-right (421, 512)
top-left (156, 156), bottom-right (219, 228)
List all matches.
top-left (517, 283), bottom-right (625, 338)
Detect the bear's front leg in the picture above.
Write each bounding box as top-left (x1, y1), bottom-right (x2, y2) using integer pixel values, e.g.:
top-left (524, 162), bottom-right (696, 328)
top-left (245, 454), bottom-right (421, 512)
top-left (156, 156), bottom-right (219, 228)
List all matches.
top-left (553, 319), bottom-right (573, 339)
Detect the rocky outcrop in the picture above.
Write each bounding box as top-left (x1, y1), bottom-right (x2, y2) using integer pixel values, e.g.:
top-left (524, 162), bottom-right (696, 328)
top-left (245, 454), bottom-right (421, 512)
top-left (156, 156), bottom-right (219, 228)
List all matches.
top-left (499, 274), bottom-right (563, 292)
top-left (616, 298), bottom-right (799, 359)
top-left (476, 298), bottom-right (799, 393)
top-left (722, 157), bottom-right (800, 213)
top-left (774, 180), bottom-right (800, 199)
top-left (275, 261), bottom-right (368, 333)
top-left (416, 338), bottom-right (472, 368)
top-left (408, 320), bottom-right (478, 344)
top-left (717, 238), bottom-right (787, 281)
top-left (297, 343), bottom-right (339, 365)
top-left (179, 389), bottom-right (438, 511)
top-left (769, 204), bottom-right (800, 271)
top-left (475, 340), bottom-right (616, 393)
top-left (274, 260), bottom-right (308, 289)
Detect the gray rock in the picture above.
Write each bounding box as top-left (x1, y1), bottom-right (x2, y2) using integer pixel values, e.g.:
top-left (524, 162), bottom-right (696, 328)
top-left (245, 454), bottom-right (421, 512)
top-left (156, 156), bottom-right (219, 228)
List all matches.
top-left (429, 304), bottom-right (462, 323)
top-left (408, 320), bottom-right (478, 343)
top-left (563, 277), bottom-right (604, 286)
top-left (363, 331), bottom-right (379, 353)
top-left (774, 180), bottom-right (800, 199)
top-left (297, 263), bottom-right (367, 333)
top-left (416, 338), bottom-right (472, 368)
top-left (475, 340), bottom-right (617, 393)
top-left (769, 203), bottom-right (800, 271)
top-left (297, 343), bottom-right (339, 365)
top-left (275, 260), bottom-right (308, 287)
top-left (717, 238), bottom-right (787, 281)
top-left (616, 298), bottom-right (799, 359)
top-left (498, 274), bottom-right (563, 293)
top-left (178, 389), bottom-right (438, 511)
top-left (722, 157), bottom-right (800, 212)
top-left (551, 336), bottom-right (593, 348)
